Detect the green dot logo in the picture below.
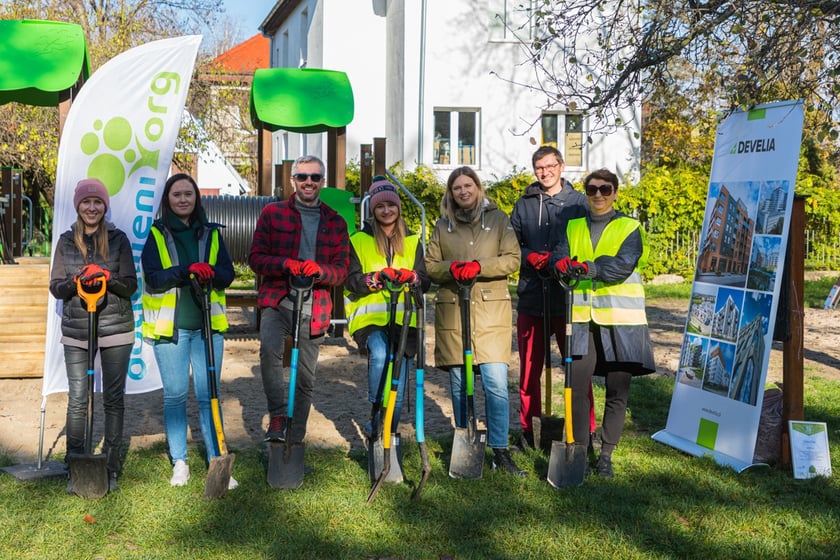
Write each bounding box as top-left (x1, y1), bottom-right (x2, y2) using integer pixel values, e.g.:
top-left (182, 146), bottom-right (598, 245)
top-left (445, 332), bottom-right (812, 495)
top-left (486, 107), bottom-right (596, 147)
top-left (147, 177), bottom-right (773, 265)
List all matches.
top-left (79, 116), bottom-right (160, 198)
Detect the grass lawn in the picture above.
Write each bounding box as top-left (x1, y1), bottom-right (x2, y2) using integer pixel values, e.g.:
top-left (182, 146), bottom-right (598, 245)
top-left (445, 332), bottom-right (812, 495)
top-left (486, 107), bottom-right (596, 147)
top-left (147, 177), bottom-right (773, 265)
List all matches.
top-left (2, 371), bottom-right (838, 559)
top-left (2, 280), bottom-right (838, 559)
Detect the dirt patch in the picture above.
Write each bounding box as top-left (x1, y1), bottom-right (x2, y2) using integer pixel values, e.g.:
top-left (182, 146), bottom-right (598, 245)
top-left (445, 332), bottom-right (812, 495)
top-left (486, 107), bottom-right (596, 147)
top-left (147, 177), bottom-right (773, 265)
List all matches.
top-left (1, 300), bottom-right (838, 463)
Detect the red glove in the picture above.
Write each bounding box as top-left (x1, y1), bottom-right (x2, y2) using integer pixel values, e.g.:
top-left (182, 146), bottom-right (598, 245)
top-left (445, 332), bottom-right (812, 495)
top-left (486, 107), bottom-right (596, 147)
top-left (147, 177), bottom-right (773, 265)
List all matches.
top-left (397, 268), bottom-right (418, 284)
top-left (526, 251), bottom-right (550, 271)
top-left (572, 261), bottom-right (589, 276)
top-left (450, 260), bottom-right (481, 281)
top-left (300, 259), bottom-right (321, 278)
top-left (378, 267), bottom-right (400, 283)
top-left (74, 263), bottom-right (97, 283)
top-left (555, 256), bottom-right (574, 275)
top-left (78, 264), bottom-right (110, 287)
top-left (188, 262), bottom-right (214, 283)
top-left (284, 258), bottom-right (303, 275)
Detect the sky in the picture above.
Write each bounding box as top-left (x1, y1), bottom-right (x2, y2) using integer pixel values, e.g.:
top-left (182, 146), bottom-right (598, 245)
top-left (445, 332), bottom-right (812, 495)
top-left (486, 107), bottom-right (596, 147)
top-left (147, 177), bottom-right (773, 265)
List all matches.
top-left (221, 0), bottom-right (275, 39)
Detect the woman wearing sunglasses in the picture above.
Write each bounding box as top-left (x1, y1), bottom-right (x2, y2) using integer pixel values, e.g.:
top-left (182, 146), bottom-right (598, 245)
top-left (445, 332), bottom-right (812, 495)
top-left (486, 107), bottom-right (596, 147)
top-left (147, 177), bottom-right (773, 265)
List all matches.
top-left (549, 168), bottom-right (655, 479)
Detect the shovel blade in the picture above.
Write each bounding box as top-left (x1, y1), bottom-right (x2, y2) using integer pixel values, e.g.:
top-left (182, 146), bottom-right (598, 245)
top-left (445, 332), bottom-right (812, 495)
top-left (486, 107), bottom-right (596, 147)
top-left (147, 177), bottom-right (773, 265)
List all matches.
top-left (546, 441), bottom-right (587, 488)
top-left (267, 442), bottom-right (305, 489)
top-left (367, 433), bottom-right (404, 483)
top-left (1, 461), bottom-right (68, 481)
top-left (67, 452), bottom-right (109, 499)
top-left (448, 427), bottom-right (487, 479)
top-left (204, 453), bottom-right (236, 499)
top-left (533, 415), bottom-right (565, 455)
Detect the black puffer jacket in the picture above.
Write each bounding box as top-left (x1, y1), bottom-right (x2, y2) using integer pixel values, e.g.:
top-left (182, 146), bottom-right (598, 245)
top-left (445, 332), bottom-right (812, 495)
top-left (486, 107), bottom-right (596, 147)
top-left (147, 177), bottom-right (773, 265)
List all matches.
top-left (49, 222), bottom-right (138, 347)
top-left (510, 180), bottom-right (588, 316)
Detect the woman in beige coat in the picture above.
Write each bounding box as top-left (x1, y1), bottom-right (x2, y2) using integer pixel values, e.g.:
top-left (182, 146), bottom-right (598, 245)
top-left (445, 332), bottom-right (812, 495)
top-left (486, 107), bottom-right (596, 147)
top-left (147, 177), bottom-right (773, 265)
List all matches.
top-left (425, 166), bottom-right (526, 476)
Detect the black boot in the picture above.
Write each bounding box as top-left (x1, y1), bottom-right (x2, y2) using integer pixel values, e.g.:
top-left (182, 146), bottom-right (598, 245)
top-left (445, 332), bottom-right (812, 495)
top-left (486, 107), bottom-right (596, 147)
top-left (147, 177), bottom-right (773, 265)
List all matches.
top-left (491, 448), bottom-right (528, 477)
top-left (108, 471), bottom-right (120, 493)
top-left (595, 454), bottom-right (614, 479)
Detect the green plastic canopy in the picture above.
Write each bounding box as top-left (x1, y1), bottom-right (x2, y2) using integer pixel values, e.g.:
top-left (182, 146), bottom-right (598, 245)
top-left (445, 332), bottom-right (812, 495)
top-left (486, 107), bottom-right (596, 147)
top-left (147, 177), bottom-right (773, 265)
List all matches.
top-left (249, 68), bottom-right (354, 133)
top-left (0, 19), bottom-right (90, 107)
top-left (319, 187), bottom-right (357, 234)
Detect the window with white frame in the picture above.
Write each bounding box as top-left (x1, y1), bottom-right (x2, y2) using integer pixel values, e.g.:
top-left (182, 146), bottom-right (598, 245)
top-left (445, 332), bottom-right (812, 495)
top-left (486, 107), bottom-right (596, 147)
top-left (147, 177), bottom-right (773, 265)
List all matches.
top-left (299, 9), bottom-right (308, 68)
top-left (489, 0), bottom-right (534, 41)
top-left (541, 113), bottom-right (584, 168)
top-left (280, 30), bottom-right (290, 67)
top-left (433, 109), bottom-right (479, 167)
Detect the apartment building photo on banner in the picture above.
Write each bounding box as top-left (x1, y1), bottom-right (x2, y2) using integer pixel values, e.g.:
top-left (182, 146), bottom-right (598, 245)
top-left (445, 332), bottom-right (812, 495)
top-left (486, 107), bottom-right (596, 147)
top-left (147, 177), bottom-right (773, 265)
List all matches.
top-left (653, 100), bottom-right (805, 473)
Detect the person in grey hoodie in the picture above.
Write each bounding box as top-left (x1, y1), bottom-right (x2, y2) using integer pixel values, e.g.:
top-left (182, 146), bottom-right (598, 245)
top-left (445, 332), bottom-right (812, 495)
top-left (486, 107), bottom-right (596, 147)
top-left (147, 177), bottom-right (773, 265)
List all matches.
top-left (509, 146), bottom-right (588, 450)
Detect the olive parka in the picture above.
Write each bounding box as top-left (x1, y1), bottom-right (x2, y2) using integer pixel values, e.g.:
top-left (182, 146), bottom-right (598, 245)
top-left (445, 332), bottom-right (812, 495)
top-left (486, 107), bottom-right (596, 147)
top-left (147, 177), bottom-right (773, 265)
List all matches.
top-left (425, 198), bottom-right (520, 369)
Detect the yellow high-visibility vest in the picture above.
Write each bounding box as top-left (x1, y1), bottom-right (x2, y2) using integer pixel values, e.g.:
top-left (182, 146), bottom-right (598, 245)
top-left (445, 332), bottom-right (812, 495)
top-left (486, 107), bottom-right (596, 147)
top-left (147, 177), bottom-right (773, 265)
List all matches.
top-left (566, 216), bottom-right (648, 326)
top-left (142, 225), bottom-right (228, 339)
top-left (344, 232), bottom-right (420, 335)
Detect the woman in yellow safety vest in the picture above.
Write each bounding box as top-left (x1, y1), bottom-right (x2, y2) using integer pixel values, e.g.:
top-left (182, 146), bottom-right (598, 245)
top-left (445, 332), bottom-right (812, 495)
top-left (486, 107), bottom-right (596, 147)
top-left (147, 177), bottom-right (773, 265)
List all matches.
top-left (550, 168), bottom-right (656, 479)
top-left (344, 178), bottom-right (430, 433)
top-left (141, 173), bottom-right (236, 489)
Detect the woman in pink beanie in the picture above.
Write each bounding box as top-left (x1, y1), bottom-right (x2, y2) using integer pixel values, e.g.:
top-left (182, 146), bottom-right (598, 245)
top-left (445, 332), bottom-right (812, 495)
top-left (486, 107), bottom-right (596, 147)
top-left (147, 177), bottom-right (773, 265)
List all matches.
top-left (344, 177), bottom-right (430, 459)
top-left (49, 178), bottom-right (137, 495)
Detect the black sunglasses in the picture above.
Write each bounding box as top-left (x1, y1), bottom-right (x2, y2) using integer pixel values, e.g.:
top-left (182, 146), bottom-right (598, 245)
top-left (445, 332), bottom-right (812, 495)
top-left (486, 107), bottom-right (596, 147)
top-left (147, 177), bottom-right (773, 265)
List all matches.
top-left (585, 184), bottom-right (614, 196)
top-left (293, 173), bottom-right (324, 182)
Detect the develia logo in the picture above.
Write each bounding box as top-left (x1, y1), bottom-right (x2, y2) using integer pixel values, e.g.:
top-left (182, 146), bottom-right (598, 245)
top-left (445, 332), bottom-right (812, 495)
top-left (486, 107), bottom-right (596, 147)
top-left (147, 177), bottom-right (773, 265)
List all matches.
top-left (728, 137), bottom-right (776, 155)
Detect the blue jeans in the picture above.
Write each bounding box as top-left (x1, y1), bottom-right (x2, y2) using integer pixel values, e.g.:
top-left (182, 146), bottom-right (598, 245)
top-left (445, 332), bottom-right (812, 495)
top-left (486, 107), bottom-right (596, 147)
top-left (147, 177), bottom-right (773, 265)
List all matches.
top-left (153, 329), bottom-right (224, 464)
top-left (64, 343), bottom-right (131, 474)
top-left (366, 329), bottom-right (412, 429)
top-left (449, 362), bottom-right (510, 449)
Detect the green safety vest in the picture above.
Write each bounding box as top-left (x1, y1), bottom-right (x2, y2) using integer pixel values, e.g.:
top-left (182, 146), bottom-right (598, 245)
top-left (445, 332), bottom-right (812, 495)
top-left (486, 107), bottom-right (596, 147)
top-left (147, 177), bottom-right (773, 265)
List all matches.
top-left (142, 225), bottom-right (228, 339)
top-left (344, 232), bottom-right (420, 335)
top-left (567, 216), bottom-right (648, 326)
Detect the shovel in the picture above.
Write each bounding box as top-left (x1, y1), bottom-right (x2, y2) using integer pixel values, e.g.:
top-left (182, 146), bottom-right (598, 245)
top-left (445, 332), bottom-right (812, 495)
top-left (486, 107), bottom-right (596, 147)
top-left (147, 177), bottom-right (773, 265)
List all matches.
top-left (268, 274), bottom-right (314, 489)
top-left (448, 277), bottom-right (487, 480)
top-left (192, 277), bottom-right (236, 500)
top-left (366, 282), bottom-right (407, 484)
top-left (547, 272), bottom-right (588, 488)
top-left (533, 271), bottom-right (564, 453)
top-left (411, 285), bottom-right (431, 500)
top-left (368, 284), bottom-right (413, 503)
top-left (67, 277), bottom-right (109, 499)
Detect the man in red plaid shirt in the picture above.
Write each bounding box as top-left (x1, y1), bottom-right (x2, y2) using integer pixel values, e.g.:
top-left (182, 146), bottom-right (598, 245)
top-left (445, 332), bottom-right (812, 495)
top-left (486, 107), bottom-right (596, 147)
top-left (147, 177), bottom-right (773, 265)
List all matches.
top-left (248, 155), bottom-right (350, 447)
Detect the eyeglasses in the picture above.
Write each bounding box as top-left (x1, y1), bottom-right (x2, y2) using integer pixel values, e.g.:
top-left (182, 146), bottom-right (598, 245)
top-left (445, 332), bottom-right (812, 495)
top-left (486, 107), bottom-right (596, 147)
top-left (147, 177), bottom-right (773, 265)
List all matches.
top-left (293, 173), bottom-right (324, 182)
top-left (534, 162), bottom-right (560, 174)
top-left (585, 184), bottom-right (614, 196)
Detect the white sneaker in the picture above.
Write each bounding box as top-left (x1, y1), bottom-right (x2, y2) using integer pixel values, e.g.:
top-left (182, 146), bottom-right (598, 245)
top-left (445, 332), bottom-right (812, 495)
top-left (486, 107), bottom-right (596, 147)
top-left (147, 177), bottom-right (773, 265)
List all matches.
top-left (227, 475), bottom-right (239, 490)
top-left (170, 460), bottom-right (190, 486)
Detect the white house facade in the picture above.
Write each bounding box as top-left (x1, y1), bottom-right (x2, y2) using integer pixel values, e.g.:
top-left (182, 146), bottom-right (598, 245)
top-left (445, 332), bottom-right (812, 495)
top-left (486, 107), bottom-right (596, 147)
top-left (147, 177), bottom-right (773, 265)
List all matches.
top-left (260, 0), bottom-right (641, 184)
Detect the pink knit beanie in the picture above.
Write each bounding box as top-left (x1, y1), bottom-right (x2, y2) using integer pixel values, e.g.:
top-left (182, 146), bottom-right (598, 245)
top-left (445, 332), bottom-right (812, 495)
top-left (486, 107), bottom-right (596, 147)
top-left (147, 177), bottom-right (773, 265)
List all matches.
top-left (73, 178), bottom-right (110, 211)
top-left (368, 179), bottom-right (401, 210)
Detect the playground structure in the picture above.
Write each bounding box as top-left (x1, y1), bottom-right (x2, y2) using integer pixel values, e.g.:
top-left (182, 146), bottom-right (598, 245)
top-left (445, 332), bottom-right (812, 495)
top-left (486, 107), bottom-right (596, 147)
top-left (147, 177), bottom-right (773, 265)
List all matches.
top-left (0, 20), bottom-right (89, 383)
